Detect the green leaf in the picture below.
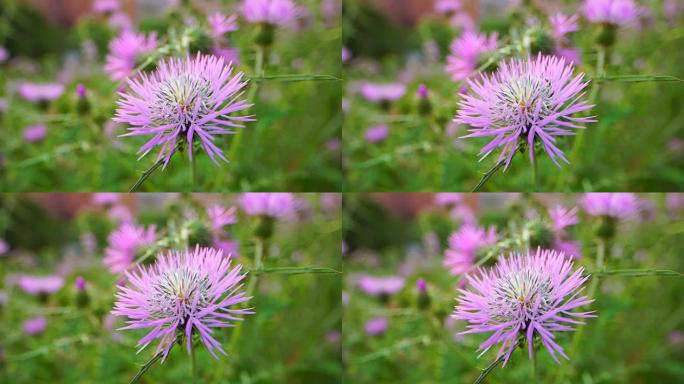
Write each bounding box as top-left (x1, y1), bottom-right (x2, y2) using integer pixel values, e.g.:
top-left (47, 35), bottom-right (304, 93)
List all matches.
top-left (249, 266), bottom-right (341, 275)
top-left (247, 74), bottom-right (341, 83)
top-left (349, 336), bottom-right (431, 365)
top-left (588, 269), bottom-right (684, 277)
top-left (593, 74), bottom-right (684, 83)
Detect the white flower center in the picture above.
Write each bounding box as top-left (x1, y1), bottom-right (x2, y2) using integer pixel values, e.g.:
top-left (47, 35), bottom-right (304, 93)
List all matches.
top-left (150, 267), bottom-right (211, 322)
top-left (493, 74), bottom-right (554, 132)
top-left (152, 74), bottom-right (212, 130)
top-left (490, 268), bottom-right (553, 323)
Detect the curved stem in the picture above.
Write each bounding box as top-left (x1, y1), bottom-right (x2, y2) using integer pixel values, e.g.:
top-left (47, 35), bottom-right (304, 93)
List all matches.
top-left (190, 144), bottom-right (197, 191)
top-left (532, 346), bottom-right (539, 383)
top-left (532, 154), bottom-right (539, 191)
top-left (190, 345), bottom-right (197, 383)
top-left (473, 352), bottom-right (508, 384)
top-left (129, 159), bottom-right (164, 192)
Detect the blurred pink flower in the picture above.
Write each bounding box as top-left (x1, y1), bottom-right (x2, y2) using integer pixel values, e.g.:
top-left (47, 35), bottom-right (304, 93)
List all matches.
top-left (364, 124), bottom-right (389, 143)
top-left (23, 124), bottom-right (47, 143)
top-left (207, 205), bottom-right (238, 233)
top-left (0, 239), bottom-right (8, 255)
top-left (550, 13), bottom-right (579, 41)
top-left (446, 31), bottom-right (498, 81)
top-left (104, 31), bottom-right (157, 80)
top-left (549, 206), bottom-right (579, 233)
top-left (242, 0), bottom-right (299, 26)
top-left (93, 0), bottom-right (119, 14)
top-left (23, 317), bottom-right (47, 335)
top-left (358, 275), bottom-right (405, 296)
top-left (581, 193), bottom-right (639, 219)
top-left (75, 276), bottom-right (86, 291)
top-left (211, 45), bottom-right (240, 64)
top-left (435, 193), bottom-right (463, 206)
top-left (18, 275), bottom-right (64, 295)
top-left (359, 82), bottom-right (406, 103)
top-left (108, 12), bottom-right (133, 31)
top-left (364, 317), bottom-right (388, 336)
top-left (208, 12), bottom-right (238, 39)
top-left (18, 83), bottom-right (64, 102)
top-left (444, 225), bottom-right (497, 275)
top-left (583, 0), bottom-right (640, 26)
top-left (241, 193), bottom-right (298, 219)
top-left (92, 193), bottom-right (120, 205)
top-left (212, 238), bottom-right (240, 257)
top-left (104, 223), bottom-right (157, 273)
top-left (0, 47), bottom-right (8, 63)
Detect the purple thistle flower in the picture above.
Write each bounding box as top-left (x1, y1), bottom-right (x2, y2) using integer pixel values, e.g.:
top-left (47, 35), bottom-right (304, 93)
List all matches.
top-left (583, 0), bottom-right (640, 26)
top-left (364, 124), bottom-right (389, 143)
top-left (207, 205), bottom-right (238, 233)
top-left (0, 239), bottom-right (8, 255)
top-left (18, 275), bottom-right (64, 295)
top-left (444, 225), bottom-right (498, 276)
top-left (241, 193), bottom-right (298, 219)
top-left (115, 54), bottom-right (254, 168)
top-left (0, 47), bottom-right (9, 63)
top-left (456, 55), bottom-right (596, 169)
top-left (453, 249), bottom-right (595, 365)
top-left (417, 84), bottom-right (429, 99)
top-left (92, 0), bottom-right (120, 14)
top-left (104, 31), bottom-right (157, 81)
top-left (548, 205), bottom-right (579, 233)
top-left (76, 83), bottom-right (87, 99)
top-left (581, 193), bottom-right (639, 219)
top-left (364, 317), bottom-right (389, 336)
top-left (446, 31), bottom-right (498, 81)
top-left (104, 223), bottom-right (157, 273)
top-left (435, 0), bottom-right (462, 14)
top-left (416, 278), bottom-right (427, 293)
top-left (23, 316), bottom-right (48, 335)
top-left (75, 276), bottom-right (86, 291)
top-left (18, 82), bottom-right (64, 102)
top-left (435, 193), bottom-right (463, 206)
top-left (112, 246), bottom-right (253, 360)
top-left (208, 12), bottom-right (239, 39)
top-left (92, 192), bottom-right (120, 205)
top-left (242, 0), bottom-right (299, 26)
top-left (359, 82), bottom-right (406, 103)
top-left (23, 124), bottom-right (47, 143)
top-left (357, 275), bottom-right (405, 296)
top-left (550, 13), bottom-right (579, 42)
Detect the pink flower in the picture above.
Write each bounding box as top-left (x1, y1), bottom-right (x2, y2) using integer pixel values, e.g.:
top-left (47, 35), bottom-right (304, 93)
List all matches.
top-left (241, 193), bottom-right (298, 219)
top-left (435, 193), bottom-right (463, 206)
top-left (23, 124), bottom-right (47, 143)
top-left (104, 223), bottom-right (157, 273)
top-left (364, 124), bottom-right (389, 143)
top-left (18, 82), bottom-right (64, 102)
top-left (358, 275), bottom-right (405, 296)
top-left (434, 0), bottom-right (462, 14)
top-left (104, 31), bottom-right (157, 80)
top-left (92, 0), bottom-right (119, 14)
top-left (242, 0), bottom-right (299, 26)
top-left (207, 205), bottom-right (238, 233)
top-left (550, 13), bottom-right (579, 41)
top-left (0, 239), bottom-right (8, 255)
top-left (92, 193), bottom-right (120, 205)
top-left (0, 47), bottom-right (9, 63)
top-left (548, 206), bottom-right (579, 233)
top-left (364, 317), bottom-right (389, 336)
top-left (23, 317), bottom-right (47, 335)
top-left (581, 193), bottom-right (639, 219)
top-left (453, 249), bottom-right (595, 365)
top-left (359, 82), bottom-right (406, 103)
top-left (18, 275), bottom-right (64, 295)
top-left (208, 12), bottom-right (238, 39)
top-left (112, 246), bottom-right (253, 360)
top-left (457, 55), bottom-right (596, 169)
top-left (446, 31), bottom-right (498, 81)
top-left (583, 0), bottom-right (641, 26)
top-left (444, 225), bottom-right (497, 275)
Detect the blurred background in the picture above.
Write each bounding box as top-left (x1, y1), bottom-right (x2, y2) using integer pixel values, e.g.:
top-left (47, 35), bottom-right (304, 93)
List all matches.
top-left (0, 192), bottom-right (342, 383)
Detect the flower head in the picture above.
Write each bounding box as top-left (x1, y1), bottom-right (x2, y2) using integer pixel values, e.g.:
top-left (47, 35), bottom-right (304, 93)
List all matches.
top-left (444, 225), bottom-right (497, 275)
top-left (359, 82), bottom-right (406, 103)
top-left (457, 55), bottom-right (595, 168)
top-left (242, 0), bottom-right (299, 26)
top-left (241, 193), bottom-right (298, 219)
top-left (548, 205), bottom-right (579, 233)
top-left (364, 124), bottom-right (389, 143)
top-left (104, 31), bottom-right (157, 80)
top-left (92, 0), bottom-right (120, 14)
top-left (207, 205), bottom-right (238, 232)
top-left (112, 246), bottom-right (253, 359)
top-left (115, 54), bottom-right (254, 168)
top-left (23, 317), bottom-right (48, 335)
top-left (104, 223), bottom-right (157, 273)
top-left (583, 0), bottom-right (640, 26)
top-left (435, 0), bottom-right (462, 14)
top-left (208, 12), bottom-right (239, 39)
top-left (581, 193), bottom-right (639, 219)
top-left (364, 317), bottom-right (389, 336)
top-left (18, 275), bottom-right (64, 295)
top-left (446, 31), bottom-right (498, 81)
top-left (453, 249), bottom-right (595, 364)
top-left (23, 124), bottom-right (47, 143)
top-left (358, 275), bottom-right (405, 296)
top-left (550, 13), bottom-right (579, 41)
top-left (92, 193), bottom-right (120, 205)
top-left (18, 82), bottom-right (64, 103)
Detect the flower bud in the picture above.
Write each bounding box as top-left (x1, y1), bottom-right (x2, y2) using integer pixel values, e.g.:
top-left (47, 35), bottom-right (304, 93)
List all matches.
top-left (416, 278), bottom-right (431, 310)
top-left (75, 276), bottom-right (89, 308)
top-left (76, 84), bottom-right (90, 115)
top-left (416, 84), bottom-right (432, 116)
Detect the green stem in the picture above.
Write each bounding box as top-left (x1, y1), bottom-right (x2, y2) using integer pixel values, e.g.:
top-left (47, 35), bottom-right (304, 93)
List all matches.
top-left (228, 46), bottom-right (263, 161)
top-left (129, 159), bottom-right (165, 192)
top-left (473, 352), bottom-right (508, 384)
top-left (190, 345), bottom-right (197, 383)
top-left (190, 144), bottom-right (197, 191)
top-left (472, 143), bottom-right (523, 192)
top-left (532, 153), bottom-right (538, 191)
top-left (532, 346), bottom-right (539, 383)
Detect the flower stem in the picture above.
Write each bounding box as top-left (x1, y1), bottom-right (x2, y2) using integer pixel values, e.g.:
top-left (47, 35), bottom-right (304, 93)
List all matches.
top-left (532, 154), bottom-right (539, 191)
top-left (190, 144), bottom-right (197, 190)
top-left (473, 352), bottom-right (508, 384)
top-left (190, 345), bottom-right (197, 383)
top-left (532, 346), bottom-right (539, 383)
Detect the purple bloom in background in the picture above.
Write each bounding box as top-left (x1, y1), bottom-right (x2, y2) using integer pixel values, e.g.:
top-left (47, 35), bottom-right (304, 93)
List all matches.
top-left (446, 31), bottom-right (498, 81)
top-left (212, 45), bottom-right (241, 64)
top-left (242, 0), bottom-right (299, 26)
top-left (444, 225), bottom-right (497, 275)
top-left (364, 317), bottom-right (389, 336)
top-left (92, 0), bottom-right (120, 14)
top-left (358, 275), bottom-right (405, 296)
top-left (549, 206), bottom-right (579, 233)
top-left (115, 54), bottom-right (254, 167)
top-left (435, 193), bottom-right (463, 206)
top-left (581, 193), bottom-right (639, 219)
top-left (212, 238), bottom-right (240, 257)
top-left (108, 12), bottom-right (133, 31)
top-left (0, 239), bottom-right (8, 255)
top-left (104, 223), bottom-right (157, 273)
top-left (342, 47), bottom-right (351, 63)
top-left (76, 83), bottom-right (87, 99)
top-left (18, 82), bottom-right (65, 103)
top-left (583, 0), bottom-right (640, 26)
top-left (359, 82), bottom-right (406, 103)
top-left (207, 205), bottom-right (238, 232)
top-left (23, 317), bottom-right (48, 335)
top-left (208, 12), bottom-right (239, 39)
top-left (112, 246), bottom-right (253, 360)
top-left (23, 124), bottom-right (47, 143)
top-left (0, 47), bottom-right (9, 63)
top-left (549, 13), bottom-right (581, 64)
top-left (92, 193), bottom-right (120, 205)
top-left (416, 278), bottom-right (427, 292)
top-left (457, 55), bottom-right (595, 169)
top-left (364, 124), bottom-right (389, 143)
top-left (18, 275), bottom-right (64, 295)
top-left (104, 31), bottom-right (157, 80)
top-left (434, 0), bottom-right (462, 13)
top-left (75, 276), bottom-right (86, 291)
top-left (241, 193), bottom-right (298, 219)
top-left (453, 249), bottom-right (595, 365)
